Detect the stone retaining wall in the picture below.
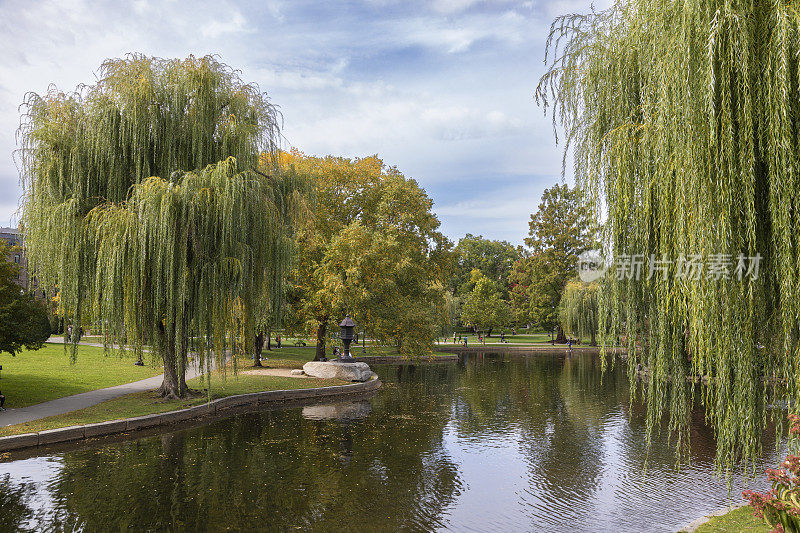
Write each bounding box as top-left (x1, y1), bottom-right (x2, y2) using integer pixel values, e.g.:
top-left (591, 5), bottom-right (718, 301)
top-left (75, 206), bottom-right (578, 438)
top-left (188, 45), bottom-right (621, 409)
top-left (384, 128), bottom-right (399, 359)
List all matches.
top-left (0, 377), bottom-right (382, 454)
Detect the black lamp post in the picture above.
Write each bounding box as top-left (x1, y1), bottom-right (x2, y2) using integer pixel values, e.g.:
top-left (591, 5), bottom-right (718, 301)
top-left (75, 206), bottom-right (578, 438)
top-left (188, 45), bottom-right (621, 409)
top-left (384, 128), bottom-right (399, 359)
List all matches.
top-left (338, 315), bottom-right (356, 362)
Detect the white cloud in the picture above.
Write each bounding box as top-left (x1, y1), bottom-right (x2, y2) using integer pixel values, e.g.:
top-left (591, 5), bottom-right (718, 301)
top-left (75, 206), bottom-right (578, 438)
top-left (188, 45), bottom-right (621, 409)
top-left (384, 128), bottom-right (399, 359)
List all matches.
top-left (0, 0), bottom-right (590, 243)
top-left (431, 0), bottom-right (482, 13)
top-left (540, 0), bottom-right (613, 19)
top-left (435, 179), bottom-right (554, 244)
top-left (199, 11), bottom-right (248, 38)
top-left (392, 10), bottom-right (530, 54)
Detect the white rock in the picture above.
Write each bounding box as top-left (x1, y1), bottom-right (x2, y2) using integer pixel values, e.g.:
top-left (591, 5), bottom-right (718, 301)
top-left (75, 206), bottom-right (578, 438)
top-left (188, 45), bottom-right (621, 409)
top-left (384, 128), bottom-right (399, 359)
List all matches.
top-left (290, 369), bottom-right (304, 376)
top-left (302, 400), bottom-right (372, 421)
top-left (302, 361), bottom-right (374, 382)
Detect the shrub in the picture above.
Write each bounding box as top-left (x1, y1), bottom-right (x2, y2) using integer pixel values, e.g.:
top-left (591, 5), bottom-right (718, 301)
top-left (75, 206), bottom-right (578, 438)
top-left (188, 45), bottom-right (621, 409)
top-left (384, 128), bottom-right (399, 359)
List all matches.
top-left (743, 414), bottom-right (800, 532)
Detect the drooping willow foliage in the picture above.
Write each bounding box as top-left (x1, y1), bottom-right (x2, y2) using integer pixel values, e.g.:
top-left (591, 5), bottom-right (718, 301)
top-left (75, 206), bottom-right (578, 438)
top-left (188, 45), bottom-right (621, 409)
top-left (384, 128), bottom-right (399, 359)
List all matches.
top-left (558, 280), bottom-right (600, 346)
top-left (18, 54), bottom-right (297, 397)
top-left (537, 1), bottom-right (800, 472)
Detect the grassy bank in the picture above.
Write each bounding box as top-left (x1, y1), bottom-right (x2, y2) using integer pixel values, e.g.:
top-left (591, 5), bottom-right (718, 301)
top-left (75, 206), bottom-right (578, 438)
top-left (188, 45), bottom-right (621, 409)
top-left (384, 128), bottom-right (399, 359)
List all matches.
top-left (0, 343), bottom-right (161, 408)
top-left (0, 344), bottom-right (448, 438)
top-left (0, 370), bottom-right (346, 438)
top-left (693, 506), bottom-right (768, 532)
top-left (252, 345), bottom-right (453, 366)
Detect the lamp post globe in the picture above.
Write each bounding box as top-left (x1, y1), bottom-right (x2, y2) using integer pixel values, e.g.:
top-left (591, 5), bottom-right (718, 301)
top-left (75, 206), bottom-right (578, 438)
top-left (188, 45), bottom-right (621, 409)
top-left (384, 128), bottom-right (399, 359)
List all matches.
top-left (339, 315), bottom-right (356, 362)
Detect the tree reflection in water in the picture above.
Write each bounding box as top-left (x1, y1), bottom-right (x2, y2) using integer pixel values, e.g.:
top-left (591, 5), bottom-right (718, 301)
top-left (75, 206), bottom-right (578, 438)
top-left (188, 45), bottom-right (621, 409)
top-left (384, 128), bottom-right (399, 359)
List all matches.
top-left (24, 369), bottom-right (461, 531)
top-left (0, 353), bottom-right (783, 532)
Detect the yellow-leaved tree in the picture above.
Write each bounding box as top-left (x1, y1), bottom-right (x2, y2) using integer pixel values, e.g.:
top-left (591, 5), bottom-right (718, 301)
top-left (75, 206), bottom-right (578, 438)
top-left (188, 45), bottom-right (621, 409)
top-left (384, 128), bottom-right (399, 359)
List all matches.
top-left (282, 150), bottom-right (452, 359)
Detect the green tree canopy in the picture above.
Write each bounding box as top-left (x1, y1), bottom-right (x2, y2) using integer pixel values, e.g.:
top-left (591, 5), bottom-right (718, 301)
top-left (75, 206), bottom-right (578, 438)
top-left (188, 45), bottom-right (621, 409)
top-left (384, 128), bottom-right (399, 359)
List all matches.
top-left (537, 1), bottom-right (800, 469)
top-left (514, 184), bottom-right (595, 335)
top-left (0, 240), bottom-right (50, 356)
top-left (461, 273), bottom-right (510, 341)
top-left (18, 54), bottom-right (290, 398)
top-left (508, 257), bottom-right (533, 328)
top-left (451, 234), bottom-right (521, 298)
top-left (558, 279), bottom-right (600, 346)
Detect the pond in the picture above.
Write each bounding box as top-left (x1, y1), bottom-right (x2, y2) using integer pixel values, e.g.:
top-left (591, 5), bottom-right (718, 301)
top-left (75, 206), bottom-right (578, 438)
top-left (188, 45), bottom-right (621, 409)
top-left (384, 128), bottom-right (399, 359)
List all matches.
top-left (0, 352), bottom-right (778, 532)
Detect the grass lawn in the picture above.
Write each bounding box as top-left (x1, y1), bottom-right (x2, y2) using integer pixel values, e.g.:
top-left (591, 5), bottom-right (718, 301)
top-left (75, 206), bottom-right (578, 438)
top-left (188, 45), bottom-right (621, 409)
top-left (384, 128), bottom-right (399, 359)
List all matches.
top-left (0, 343), bottom-right (161, 409)
top-left (0, 369), bottom-right (347, 438)
top-left (0, 343), bottom-right (449, 437)
top-left (694, 506), bottom-right (768, 533)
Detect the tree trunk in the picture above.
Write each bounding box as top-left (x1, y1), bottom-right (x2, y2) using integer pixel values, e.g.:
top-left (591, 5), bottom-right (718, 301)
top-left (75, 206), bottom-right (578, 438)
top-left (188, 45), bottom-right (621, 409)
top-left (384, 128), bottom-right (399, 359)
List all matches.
top-left (159, 339), bottom-right (182, 399)
top-left (590, 330), bottom-right (597, 346)
top-left (157, 319), bottom-right (188, 399)
top-left (555, 325), bottom-right (567, 344)
top-left (179, 331), bottom-right (189, 394)
top-left (253, 332), bottom-right (264, 367)
top-left (267, 331), bottom-right (272, 351)
top-left (315, 321), bottom-right (327, 361)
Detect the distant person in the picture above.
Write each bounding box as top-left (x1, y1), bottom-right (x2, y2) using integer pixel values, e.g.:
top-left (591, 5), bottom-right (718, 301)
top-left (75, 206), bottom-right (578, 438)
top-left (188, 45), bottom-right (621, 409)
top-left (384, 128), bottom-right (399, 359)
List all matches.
top-left (453, 332), bottom-right (457, 344)
top-left (463, 337), bottom-right (467, 347)
top-left (67, 324), bottom-right (73, 342)
top-left (0, 390), bottom-right (5, 410)
top-left (500, 331), bottom-right (505, 343)
top-left (276, 335), bottom-right (282, 349)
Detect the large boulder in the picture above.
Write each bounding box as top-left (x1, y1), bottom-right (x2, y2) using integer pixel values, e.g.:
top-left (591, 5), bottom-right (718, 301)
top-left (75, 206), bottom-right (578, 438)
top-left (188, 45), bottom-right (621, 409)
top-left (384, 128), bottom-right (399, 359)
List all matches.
top-left (302, 361), bottom-right (375, 382)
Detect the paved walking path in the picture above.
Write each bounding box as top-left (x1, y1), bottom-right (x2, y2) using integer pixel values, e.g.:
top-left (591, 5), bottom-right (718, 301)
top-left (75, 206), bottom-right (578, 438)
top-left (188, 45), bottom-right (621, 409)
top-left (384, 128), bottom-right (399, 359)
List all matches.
top-left (0, 338), bottom-right (216, 428)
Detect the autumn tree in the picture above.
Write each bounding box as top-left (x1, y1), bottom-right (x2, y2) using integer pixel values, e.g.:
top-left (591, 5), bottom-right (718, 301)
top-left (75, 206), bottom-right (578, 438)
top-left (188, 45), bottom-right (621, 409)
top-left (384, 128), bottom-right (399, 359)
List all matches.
top-left (19, 55), bottom-right (293, 398)
top-left (284, 150), bottom-right (451, 359)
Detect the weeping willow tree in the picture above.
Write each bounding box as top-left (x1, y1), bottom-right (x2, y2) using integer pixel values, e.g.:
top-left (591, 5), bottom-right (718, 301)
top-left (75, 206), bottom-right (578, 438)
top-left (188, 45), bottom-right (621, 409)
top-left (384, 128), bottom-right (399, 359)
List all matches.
top-left (537, 1), bottom-right (800, 472)
top-left (18, 54), bottom-right (295, 398)
top-left (559, 280), bottom-right (600, 346)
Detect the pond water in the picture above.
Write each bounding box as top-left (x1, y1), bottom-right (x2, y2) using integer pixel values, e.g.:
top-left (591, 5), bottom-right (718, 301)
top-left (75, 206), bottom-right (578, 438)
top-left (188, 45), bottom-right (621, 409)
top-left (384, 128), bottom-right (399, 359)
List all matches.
top-left (0, 352), bottom-right (779, 532)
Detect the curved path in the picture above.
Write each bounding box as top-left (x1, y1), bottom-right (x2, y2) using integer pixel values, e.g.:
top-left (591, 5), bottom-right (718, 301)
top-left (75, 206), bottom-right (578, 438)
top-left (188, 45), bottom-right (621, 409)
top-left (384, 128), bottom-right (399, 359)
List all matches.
top-left (0, 339), bottom-right (217, 428)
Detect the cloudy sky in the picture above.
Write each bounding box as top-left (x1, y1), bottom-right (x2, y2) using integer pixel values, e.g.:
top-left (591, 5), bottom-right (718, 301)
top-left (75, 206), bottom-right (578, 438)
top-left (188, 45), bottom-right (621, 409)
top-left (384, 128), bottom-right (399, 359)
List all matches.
top-left (0, 0), bottom-right (609, 245)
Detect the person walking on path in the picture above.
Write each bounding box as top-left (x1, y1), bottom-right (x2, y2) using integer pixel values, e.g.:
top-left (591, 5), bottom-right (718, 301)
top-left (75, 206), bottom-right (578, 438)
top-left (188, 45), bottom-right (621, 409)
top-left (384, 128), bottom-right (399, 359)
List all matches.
top-left (276, 335), bottom-right (282, 349)
top-left (0, 390), bottom-right (5, 411)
